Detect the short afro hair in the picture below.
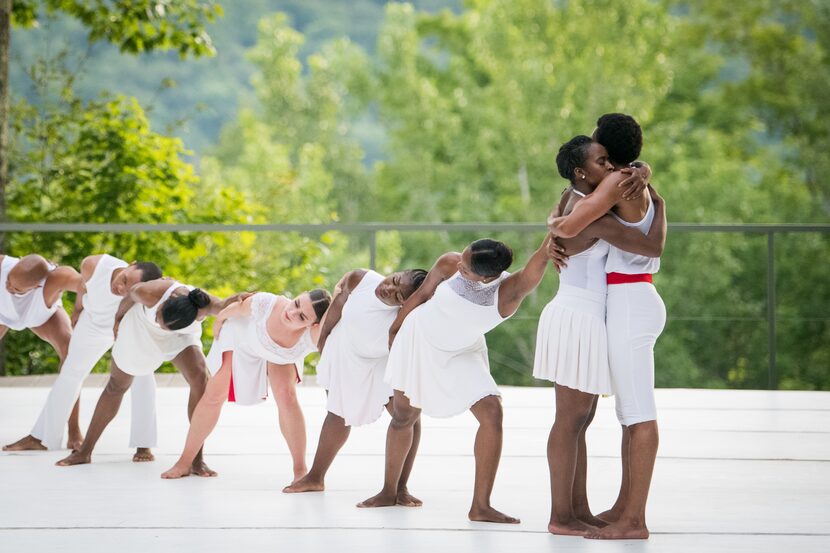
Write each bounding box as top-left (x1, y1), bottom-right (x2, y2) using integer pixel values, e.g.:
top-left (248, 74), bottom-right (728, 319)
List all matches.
top-left (556, 135), bottom-right (594, 184)
top-left (595, 113), bottom-right (642, 165)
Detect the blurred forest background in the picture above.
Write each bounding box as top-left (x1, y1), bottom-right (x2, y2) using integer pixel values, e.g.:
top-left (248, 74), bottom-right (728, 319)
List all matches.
top-left (1, 0), bottom-right (828, 389)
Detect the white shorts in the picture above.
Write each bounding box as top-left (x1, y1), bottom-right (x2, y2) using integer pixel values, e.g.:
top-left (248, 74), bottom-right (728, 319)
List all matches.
top-left (606, 282), bottom-right (666, 426)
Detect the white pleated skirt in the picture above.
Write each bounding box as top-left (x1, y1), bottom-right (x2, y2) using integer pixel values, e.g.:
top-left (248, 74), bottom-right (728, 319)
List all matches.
top-left (533, 284), bottom-right (612, 395)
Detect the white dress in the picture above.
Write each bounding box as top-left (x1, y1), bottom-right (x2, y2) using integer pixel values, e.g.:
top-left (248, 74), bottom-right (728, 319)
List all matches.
top-left (384, 271), bottom-right (509, 418)
top-left (0, 255), bottom-right (60, 330)
top-left (206, 292), bottom-right (316, 406)
top-left (317, 271), bottom-right (398, 426)
top-left (533, 234), bottom-right (613, 395)
top-left (112, 281), bottom-right (203, 376)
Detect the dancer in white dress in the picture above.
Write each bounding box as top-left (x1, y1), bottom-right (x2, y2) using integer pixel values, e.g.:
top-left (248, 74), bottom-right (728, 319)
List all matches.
top-left (283, 268), bottom-right (427, 499)
top-left (358, 236), bottom-right (553, 524)
top-left (548, 114), bottom-right (667, 540)
top-left (3, 255), bottom-right (162, 460)
top-left (0, 254), bottom-right (82, 448)
top-left (161, 289), bottom-right (331, 483)
top-left (57, 279), bottom-right (246, 475)
top-left (536, 134), bottom-right (665, 536)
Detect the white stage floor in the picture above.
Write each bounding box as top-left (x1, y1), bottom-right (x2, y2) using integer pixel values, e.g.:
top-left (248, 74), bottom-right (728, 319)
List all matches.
top-left (1, 381), bottom-right (828, 552)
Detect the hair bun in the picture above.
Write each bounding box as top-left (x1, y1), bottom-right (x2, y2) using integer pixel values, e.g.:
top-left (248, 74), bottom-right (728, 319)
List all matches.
top-left (187, 288), bottom-right (211, 309)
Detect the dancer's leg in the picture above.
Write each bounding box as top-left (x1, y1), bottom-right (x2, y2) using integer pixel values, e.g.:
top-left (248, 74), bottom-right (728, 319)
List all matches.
top-left (268, 362), bottom-right (308, 483)
top-left (546, 385), bottom-right (596, 534)
top-left (29, 310), bottom-right (81, 448)
top-left (56, 362), bottom-right (134, 466)
top-left (358, 390), bottom-right (420, 508)
top-left (468, 395), bottom-right (519, 524)
top-left (170, 345), bottom-right (214, 477)
top-left (161, 352), bottom-right (231, 478)
top-left (587, 420), bottom-right (657, 540)
top-left (5, 316), bottom-right (111, 451)
top-left (283, 411), bottom-right (350, 493)
top-left (395, 404), bottom-right (422, 507)
top-left (597, 425), bottom-right (630, 523)
top-left (572, 396), bottom-right (606, 527)
top-left (129, 373), bottom-right (158, 462)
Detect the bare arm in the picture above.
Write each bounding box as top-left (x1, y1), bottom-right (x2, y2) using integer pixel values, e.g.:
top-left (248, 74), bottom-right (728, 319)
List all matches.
top-left (70, 255), bottom-right (103, 327)
top-left (547, 172), bottom-right (628, 238)
top-left (497, 234), bottom-right (552, 318)
top-left (317, 269), bottom-right (367, 353)
top-left (43, 266), bottom-right (84, 307)
top-left (582, 186), bottom-right (667, 257)
top-left (388, 253), bottom-right (460, 347)
top-left (212, 295), bottom-right (255, 338)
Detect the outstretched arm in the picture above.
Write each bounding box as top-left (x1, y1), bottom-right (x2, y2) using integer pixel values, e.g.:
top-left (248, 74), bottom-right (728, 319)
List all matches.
top-left (43, 266), bottom-right (83, 307)
top-left (547, 171), bottom-right (628, 238)
top-left (317, 269), bottom-right (367, 353)
top-left (212, 295), bottom-right (255, 338)
top-left (583, 186), bottom-right (667, 256)
top-left (70, 255), bottom-right (104, 327)
top-left (388, 253), bottom-right (460, 347)
top-left (497, 234), bottom-right (553, 318)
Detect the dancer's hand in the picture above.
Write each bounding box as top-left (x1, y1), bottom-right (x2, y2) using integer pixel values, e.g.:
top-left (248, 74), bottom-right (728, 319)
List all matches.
top-left (618, 167), bottom-right (647, 200)
top-left (546, 236), bottom-right (569, 273)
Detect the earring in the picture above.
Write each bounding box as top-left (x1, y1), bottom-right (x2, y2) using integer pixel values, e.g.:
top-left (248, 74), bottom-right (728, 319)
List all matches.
top-left (581, 175), bottom-right (586, 179)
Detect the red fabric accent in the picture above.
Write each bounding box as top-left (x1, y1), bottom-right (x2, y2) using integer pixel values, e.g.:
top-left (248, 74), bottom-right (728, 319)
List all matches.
top-left (228, 371), bottom-right (236, 403)
top-left (607, 272), bottom-right (653, 285)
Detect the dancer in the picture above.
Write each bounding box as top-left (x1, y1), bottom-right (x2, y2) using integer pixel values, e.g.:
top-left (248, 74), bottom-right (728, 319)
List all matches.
top-left (535, 135), bottom-right (665, 536)
top-left (57, 279), bottom-right (245, 474)
top-left (4, 255), bottom-right (162, 459)
top-left (1, 254), bottom-right (82, 448)
top-left (358, 236), bottom-right (553, 524)
top-left (160, 289), bottom-right (331, 483)
top-left (548, 113), bottom-right (667, 540)
top-left (283, 268), bottom-right (427, 501)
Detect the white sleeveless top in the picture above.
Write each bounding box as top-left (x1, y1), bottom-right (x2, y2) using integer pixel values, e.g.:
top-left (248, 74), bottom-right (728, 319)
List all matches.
top-left (145, 280), bottom-right (202, 335)
top-left (81, 254), bottom-right (129, 329)
top-left (0, 256), bottom-right (60, 330)
top-left (605, 195), bottom-right (661, 274)
top-left (559, 189), bottom-right (610, 294)
top-left (337, 271), bottom-right (399, 358)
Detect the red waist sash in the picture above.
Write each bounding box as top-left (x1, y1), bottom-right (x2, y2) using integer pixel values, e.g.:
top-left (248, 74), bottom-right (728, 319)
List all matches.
top-left (607, 272), bottom-right (653, 285)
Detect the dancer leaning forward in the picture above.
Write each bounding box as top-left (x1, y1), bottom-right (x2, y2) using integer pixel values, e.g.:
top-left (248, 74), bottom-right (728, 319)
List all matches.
top-left (4, 254), bottom-right (162, 461)
top-left (283, 268), bottom-right (426, 502)
top-left (57, 278), bottom-right (247, 475)
top-left (358, 236), bottom-right (554, 524)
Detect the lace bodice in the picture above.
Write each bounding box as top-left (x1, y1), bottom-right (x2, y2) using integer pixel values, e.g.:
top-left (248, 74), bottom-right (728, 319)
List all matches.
top-left (447, 271), bottom-right (510, 306)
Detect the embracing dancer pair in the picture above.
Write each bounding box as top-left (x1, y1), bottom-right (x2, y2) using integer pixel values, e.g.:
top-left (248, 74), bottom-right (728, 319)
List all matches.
top-left (537, 113), bottom-right (667, 540)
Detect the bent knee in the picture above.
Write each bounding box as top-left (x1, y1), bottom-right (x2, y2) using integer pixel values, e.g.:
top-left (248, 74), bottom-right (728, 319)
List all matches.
top-left (475, 395), bottom-right (503, 426)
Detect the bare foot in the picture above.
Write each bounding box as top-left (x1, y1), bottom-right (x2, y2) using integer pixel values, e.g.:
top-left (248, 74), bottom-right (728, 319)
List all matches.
top-left (585, 520), bottom-right (649, 540)
top-left (161, 464), bottom-right (192, 479)
top-left (191, 459), bottom-right (217, 477)
top-left (56, 451), bottom-right (91, 466)
top-left (292, 468), bottom-right (308, 485)
top-left (133, 448), bottom-right (155, 463)
top-left (283, 475), bottom-right (324, 493)
top-left (2, 435), bottom-right (47, 451)
top-left (396, 489), bottom-right (423, 507)
top-left (468, 505), bottom-right (520, 524)
top-left (356, 490), bottom-right (398, 508)
top-left (596, 508), bottom-right (622, 524)
top-left (575, 512), bottom-right (608, 528)
top-left (547, 519), bottom-right (593, 536)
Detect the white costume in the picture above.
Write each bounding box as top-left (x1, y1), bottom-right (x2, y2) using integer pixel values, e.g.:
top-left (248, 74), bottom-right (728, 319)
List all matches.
top-left (205, 292), bottom-right (316, 406)
top-left (317, 271), bottom-right (397, 426)
top-left (0, 255), bottom-right (59, 330)
top-left (533, 189), bottom-right (612, 395)
top-left (384, 271), bottom-right (509, 418)
top-left (112, 281), bottom-right (203, 376)
top-left (30, 255), bottom-right (157, 450)
top-left (605, 195), bottom-right (666, 426)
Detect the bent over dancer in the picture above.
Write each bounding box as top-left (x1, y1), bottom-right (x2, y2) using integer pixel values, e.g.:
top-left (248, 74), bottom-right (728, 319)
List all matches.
top-left (284, 268), bottom-right (426, 501)
top-left (359, 236), bottom-right (553, 524)
top-left (57, 279), bottom-right (245, 474)
top-left (1, 254), bottom-right (81, 449)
